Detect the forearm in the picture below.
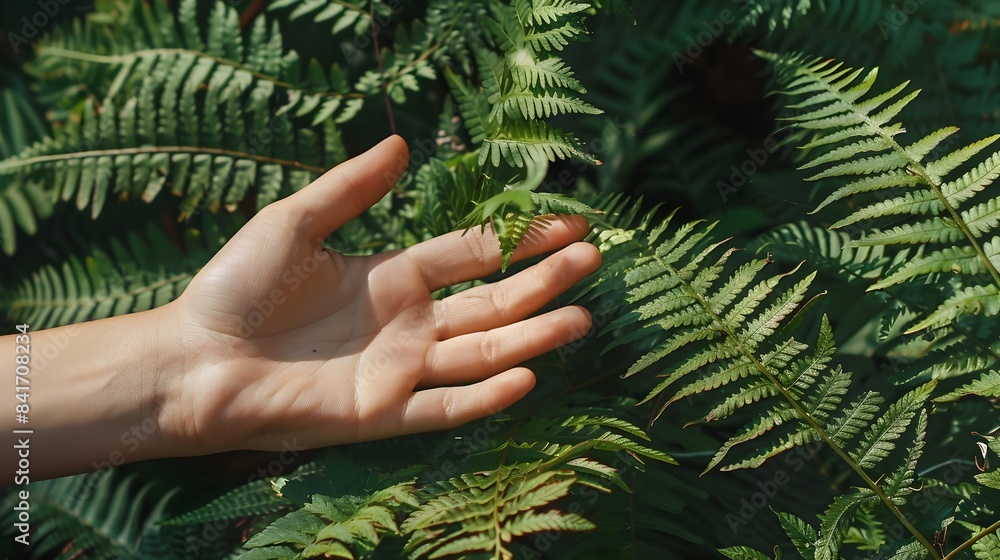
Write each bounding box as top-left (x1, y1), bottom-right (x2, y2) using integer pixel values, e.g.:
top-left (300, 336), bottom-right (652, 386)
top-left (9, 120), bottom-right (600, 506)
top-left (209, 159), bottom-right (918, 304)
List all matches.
top-left (2, 307), bottom-right (187, 482)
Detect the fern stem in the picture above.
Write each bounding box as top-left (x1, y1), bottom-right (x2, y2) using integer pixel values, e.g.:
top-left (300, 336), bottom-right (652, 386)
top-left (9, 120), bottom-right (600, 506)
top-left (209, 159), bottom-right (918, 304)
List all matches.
top-left (386, 6), bottom-right (467, 89)
top-left (795, 61), bottom-right (1000, 291)
top-left (673, 263), bottom-right (941, 557)
top-left (0, 146), bottom-right (327, 175)
top-left (35, 47), bottom-right (365, 100)
top-left (943, 519), bottom-right (1000, 560)
top-left (879, 133), bottom-right (1000, 290)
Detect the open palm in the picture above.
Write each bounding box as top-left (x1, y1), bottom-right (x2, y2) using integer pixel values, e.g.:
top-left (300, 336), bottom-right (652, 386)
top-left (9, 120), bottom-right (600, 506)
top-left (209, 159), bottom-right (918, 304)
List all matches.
top-left (161, 136), bottom-right (600, 454)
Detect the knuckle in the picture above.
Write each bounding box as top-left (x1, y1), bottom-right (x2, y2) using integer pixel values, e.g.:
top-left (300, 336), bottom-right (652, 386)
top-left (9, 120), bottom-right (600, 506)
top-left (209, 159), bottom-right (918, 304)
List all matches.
top-left (479, 334), bottom-right (501, 374)
top-left (441, 387), bottom-right (456, 420)
top-left (490, 285), bottom-right (509, 323)
top-left (464, 230), bottom-right (491, 269)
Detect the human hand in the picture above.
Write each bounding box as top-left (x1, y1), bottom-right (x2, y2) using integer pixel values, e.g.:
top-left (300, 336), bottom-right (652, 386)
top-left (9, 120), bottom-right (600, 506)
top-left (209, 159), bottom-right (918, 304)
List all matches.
top-left (157, 136), bottom-right (601, 455)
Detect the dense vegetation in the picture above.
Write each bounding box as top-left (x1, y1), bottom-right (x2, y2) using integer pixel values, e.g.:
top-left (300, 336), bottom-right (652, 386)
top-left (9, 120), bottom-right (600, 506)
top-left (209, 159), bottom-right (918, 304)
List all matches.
top-left (0, 0), bottom-right (998, 558)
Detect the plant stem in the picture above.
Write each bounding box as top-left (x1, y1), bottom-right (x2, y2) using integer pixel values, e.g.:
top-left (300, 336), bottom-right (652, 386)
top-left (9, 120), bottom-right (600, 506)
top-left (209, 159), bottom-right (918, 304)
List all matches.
top-left (0, 146), bottom-right (327, 175)
top-left (943, 519), bottom-right (1000, 560)
top-left (797, 60), bottom-right (1000, 292)
top-left (36, 47), bottom-right (364, 100)
top-left (369, 1), bottom-right (396, 135)
top-left (665, 257), bottom-right (941, 558)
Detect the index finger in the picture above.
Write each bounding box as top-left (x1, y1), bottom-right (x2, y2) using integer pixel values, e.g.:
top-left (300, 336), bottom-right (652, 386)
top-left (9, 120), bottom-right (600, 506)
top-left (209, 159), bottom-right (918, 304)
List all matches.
top-left (405, 214), bottom-right (592, 291)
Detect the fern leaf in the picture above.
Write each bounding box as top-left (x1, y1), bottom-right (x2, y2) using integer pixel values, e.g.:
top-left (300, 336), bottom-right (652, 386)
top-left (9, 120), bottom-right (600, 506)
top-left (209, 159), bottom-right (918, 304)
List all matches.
top-left (402, 466), bottom-right (589, 560)
top-left (908, 284), bottom-right (1000, 333)
top-left (763, 51), bottom-right (1000, 331)
top-left (934, 370), bottom-right (1000, 403)
top-left (719, 546), bottom-right (773, 560)
top-left (817, 490), bottom-right (879, 560)
top-left (851, 382), bottom-right (935, 469)
top-left (1, 471), bottom-right (176, 559)
top-left (482, 119), bottom-right (596, 168)
top-left (776, 511), bottom-right (819, 559)
top-left (2, 214), bottom-right (241, 329)
top-left (161, 476), bottom-right (294, 526)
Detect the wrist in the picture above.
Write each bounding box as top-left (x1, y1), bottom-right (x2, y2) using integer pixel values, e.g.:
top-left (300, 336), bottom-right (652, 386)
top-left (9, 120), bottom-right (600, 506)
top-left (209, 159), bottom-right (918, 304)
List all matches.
top-left (23, 305), bottom-right (190, 479)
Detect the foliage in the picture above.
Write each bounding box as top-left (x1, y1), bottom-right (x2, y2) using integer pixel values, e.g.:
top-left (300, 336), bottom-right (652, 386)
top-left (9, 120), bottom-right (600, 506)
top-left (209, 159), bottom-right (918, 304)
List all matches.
top-left (1, 0), bottom-right (999, 559)
top-left (0, 470), bottom-right (176, 559)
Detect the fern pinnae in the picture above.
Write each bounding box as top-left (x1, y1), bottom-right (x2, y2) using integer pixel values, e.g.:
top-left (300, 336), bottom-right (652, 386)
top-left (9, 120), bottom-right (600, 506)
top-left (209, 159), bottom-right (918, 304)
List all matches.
top-left (764, 52), bottom-right (1000, 317)
top-left (609, 213), bottom-right (943, 555)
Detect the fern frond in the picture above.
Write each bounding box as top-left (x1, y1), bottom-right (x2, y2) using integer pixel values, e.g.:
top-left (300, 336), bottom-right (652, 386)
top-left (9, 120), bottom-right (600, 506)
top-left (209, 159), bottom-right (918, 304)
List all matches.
top-left (403, 464), bottom-right (593, 560)
top-left (268, 0), bottom-right (388, 37)
top-left (719, 545), bottom-right (774, 559)
top-left (400, 406), bottom-right (670, 559)
top-left (777, 511), bottom-right (819, 559)
top-left (762, 51), bottom-right (1000, 330)
top-left (595, 208), bottom-right (942, 556)
top-left (1, 213), bottom-right (241, 329)
top-left (934, 370), bottom-right (1000, 403)
top-left (161, 476), bottom-right (294, 527)
top-left (0, 471), bottom-right (175, 559)
top-left (733, 0), bottom-right (890, 35)
top-left (0, 81), bottom-right (51, 255)
top-left (32, 0), bottom-right (360, 121)
top-left (851, 382), bottom-right (933, 469)
top-left (241, 482), bottom-right (418, 560)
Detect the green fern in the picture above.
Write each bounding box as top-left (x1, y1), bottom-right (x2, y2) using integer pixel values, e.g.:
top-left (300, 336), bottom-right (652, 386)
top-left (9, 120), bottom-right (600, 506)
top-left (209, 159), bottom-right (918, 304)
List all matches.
top-left (1, 213), bottom-right (241, 329)
top-left (761, 52), bottom-right (1000, 334)
top-left (402, 412), bottom-right (671, 559)
top-left (441, 0), bottom-right (605, 268)
top-left (934, 370), bottom-right (1000, 403)
top-left (30, 0), bottom-right (361, 123)
top-left (240, 482), bottom-right (417, 560)
top-left (5, 0), bottom-right (350, 218)
top-left (0, 471), bottom-right (176, 559)
top-left (267, 0), bottom-right (391, 38)
top-left (734, 0), bottom-right (890, 35)
top-left (0, 79), bottom-right (53, 255)
top-left (593, 208), bottom-right (948, 557)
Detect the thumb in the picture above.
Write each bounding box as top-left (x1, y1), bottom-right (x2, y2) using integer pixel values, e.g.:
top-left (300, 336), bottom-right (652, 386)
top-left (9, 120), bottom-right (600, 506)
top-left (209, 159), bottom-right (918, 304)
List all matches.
top-left (282, 135), bottom-right (409, 239)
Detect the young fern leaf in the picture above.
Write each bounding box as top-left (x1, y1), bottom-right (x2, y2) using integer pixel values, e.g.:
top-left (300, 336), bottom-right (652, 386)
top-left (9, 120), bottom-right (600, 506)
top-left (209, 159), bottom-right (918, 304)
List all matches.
top-left (440, 0), bottom-right (604, 270)
top-left (402, 411), bottom-right (671, 559)
top-left (761, 52), bottom-right (1000, 332)
top-left (240, 482), bottom-right (419, 560)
